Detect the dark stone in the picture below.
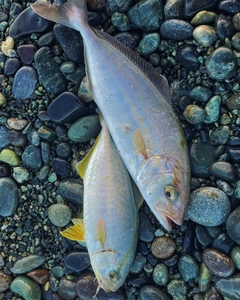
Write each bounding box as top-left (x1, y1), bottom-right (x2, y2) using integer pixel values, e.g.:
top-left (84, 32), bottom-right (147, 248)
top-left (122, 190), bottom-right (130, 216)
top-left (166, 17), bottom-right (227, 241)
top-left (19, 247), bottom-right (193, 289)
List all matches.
top-left (58, 178), bottom-right (84, 205)
top-left (9, 7), bottom-right (51, 39)
top-left (139, 285), bottom-right (172, 300)
top-left (0, 125), bottom-right (10, 149)
top-left (41, 141), bottom-right (51, 164)
top-left (53, 24), bottom-right (84, 64)
top-left (160, 19), bottom-right (193, 41)
top-left (211, 232), bottom-right (235, 255)
top-left (215, 14), bottom-right (235, 41)
top-left (64, 252), bottom-right (90, 272)
top-left (228, 136), bottom-right (240, 146)
top-left (215, 273), bottom-right (240, 300)
top-left (106, 0), bottom-right (133, 15)
top-left (0, 11), bottom-right (8, 22)
top-left (34, 47), bottom-right (68, 95)
top-left (184, 0), bottom-right (218, 18)
top-left (182, 222), bottom-right (195, 253)
top-left (164, 0), bottom-right (185, 19)
top-left (218, 0), bottom-right (240, 14)
top-left (56, 143), bottom-right (72, 158)
top-left (12, 66), bottom-right (38, 100)
top-left (138, 212), bottom-right (154, 243)
top-left (162, 253), bottom-right (180, 267)
top-left (4, 58), bottom-right (21, 76)
top-left (52, 158), bottom-right (70, 176)
top-left (226, 206), bottom-right (240, 245)
top-left (226, 146), bottom-right (240, 163)
top-left (22, 145), bottom-right (43, 171)
top-left (9, 3), bottom-right (22, 19)
top-left (38, 32), bottom-right (55, 47)
top-left (210, 161), bottom-right (236, 183)
top-left (203, 249), bottom-right (235, 277)
top-left (226, 93), bottom-right (240, 110)
top-left (7, 130), bottom-right (27, 146)
top-left (17, 44), bottom-right (37, 65)
top-left (114, 32), bottom-right (138, 50)
top-left (0, 163), bottom-right (10, 178)
top-left (195, 225), bottom-right (212, 247)
top-left (48, 92), bottom-right (89, 124)
top-left (178, 45), bottom-right (200, 70)
top-left (0, 177), bottom-right (18, 217)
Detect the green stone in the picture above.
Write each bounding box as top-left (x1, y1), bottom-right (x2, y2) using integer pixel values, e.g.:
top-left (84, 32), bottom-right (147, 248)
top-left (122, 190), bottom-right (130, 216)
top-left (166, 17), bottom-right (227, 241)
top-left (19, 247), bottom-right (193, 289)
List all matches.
top-left (204, 95), bottom-right (221, 124)
top-left (167, 279), bottom-right (187, 300)
top-left (111, 12), bottom-right (130, 31)
top-left (153, 263), bottom-right (168, 285)
top-left (231, 246), bottom-right (240, 269)
top-left (235, 180), bottom-right (240, 199)
top-left (138, 33), bottom-right (160, 56)
top-left (0, 149), bottom-right (20, 166)
top-left (183, 104), bottom-right (205, 125)
top-left (10, 275), bottom-right (41, 300)
top-left (199, 262), bottom-right (213, 292)
top-left (191, 10), bottom-right (216, 26)
top-left (0, 93), bottom-right (6, 106)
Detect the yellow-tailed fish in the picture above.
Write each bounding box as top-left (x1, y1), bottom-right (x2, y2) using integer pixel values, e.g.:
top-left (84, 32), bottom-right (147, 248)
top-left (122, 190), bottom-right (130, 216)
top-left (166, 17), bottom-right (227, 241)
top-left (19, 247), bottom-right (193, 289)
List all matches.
top-left (61, 117), bottom-right (141, 293)
top-left (32, 0), bottom-right (191, 231)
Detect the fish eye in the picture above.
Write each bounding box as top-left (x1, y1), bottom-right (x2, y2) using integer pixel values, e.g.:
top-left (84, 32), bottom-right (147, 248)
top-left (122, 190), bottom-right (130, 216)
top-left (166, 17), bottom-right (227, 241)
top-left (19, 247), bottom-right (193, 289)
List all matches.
top-left (109, 270), bottom-right (119, 282)
top-left (164, 185), bottom-right (178, 201)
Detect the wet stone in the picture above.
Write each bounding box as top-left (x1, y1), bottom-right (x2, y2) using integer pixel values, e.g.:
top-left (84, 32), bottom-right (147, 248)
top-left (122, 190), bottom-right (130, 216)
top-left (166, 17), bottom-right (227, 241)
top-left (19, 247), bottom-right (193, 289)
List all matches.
top-left (164, 0), bottom-right (185, 20)
top-left (38, 126), bottom-right (56, 141)
top-left (114, 32), bottom-right (139, 50)
top-left (218, 0), bottom-right (240, 14)
top-left (0, 271), bottom-right (12, 292)
top-left (215, 14), bottom-right (235, 41)
top-left (152, 264), bottom-right (168, 286)
top-left (58, 277), bottom-right (77, 299)
top-left (68, 114), bottom-right (101, 143)
top-left (130, 253), bottom-right (146, 274)
top-left (215, 273), bottom-right (240, 300)
top-left (167, 279), bottom-right (187, 300)
top-left (226, 93), bottom-right (240, 110)
top-left (235, 180), bottom-right (240, 199)
top-left (10, 255), bottom-right (47, 274)
top-left (198, 262), bottom-right (213, 292)
top-left (60, 61), bottom-right (75, 74)
top-left (0, 149), bottom-right (20, 167)
top-left (48, 203), bottom-right (72, 227)
top-left (13, 166), bottom-right (29, 184)
top-left (34, 47), bottom-right (68, 95)
top-left (204, 95), bottom-right (221, 124)
top-left (128, 0), bottom-right (164, 31)
top-left (138, 33), bottom-right (160, 56)
top-left (203, 249), bottom-right (235, 277)
top-left (209, 126), bottom-right (230, 145)
top-left (7, 118), bottom-right (28, 130)
top-left (0, 125), bottom-right (9, 148)
top-left (7, 130), bottom-right (27, 146)
top-left (151, 236), bottom-right (176, 259)
top-left (12, 66), bottom-right (38, 100)
top-left (52, 158), bottom-right (70, 176)
top-left (195, 225), bottom-right (212, 247)
top-left (22, 145), bottom-right (43, 171)
top-left (4, 58), bottom-right (21, 76)
top-left (138, 212), bottom-right (154, 243)
top-left (53, 24), bottom-right (84, 64)
top-left (17, 44), bottom-right (37, 65)
top-left (56, 143), bottom-right (72, 158)
top-left (210, 161), bottom-right (236, 183)
top-left (187, 187), bottom-right (231, 226)
top-left (184, 0), bottom-right (218, 18)
top-left (178, 255), bottom-right (199, 282)
top-left (190, 137), bottom-right (216, 178)
top-left (0, 177), bottom-right (18, 217)
top-left (189, 86), bottom-right (212, 103)
top-left (64, 252), bottom-right (90, 272)
top-left (205, 47), bottom-right (237, 81)
top-left (58, 178), bottom-right (84, 205)
top-left (38, 32), bottom-right (55, 47)
top-left (231, 246), bottom-right (240, 269)
top-left (227, 146), bottom-right (240, 163)
top-left (183, 105), bottom-right (205, 125)
top-left (226, 206), bottom-right (240, 245)
top-left (233, 13), bottom-right (240, 31)
top-left (48, 92), bottom-right (89, 124)
top-left (0, 163), bottom-right (10, 178)
top-left (232, 32), bottom-right (240, 50)
top-left (160, 19), bottom-right (193, 41)
top-left (212, 232), bottom-right (235, 255)
top-left (27, 269), bottom-right (49, 285)
top-left (9, 6), bottom-right (50, 38)
top-left (111, 12), bottom-right (130, 31)
top-left (139, 285), bottom-right (172, 300)
top-left (193, 25), bottom-right (217, 47)
top-left (191, 10), bottom-right (217, 26)
top-left (106, 0), bottom-right (132, 15)
top-left (10, 275), bottom-right (41, 300)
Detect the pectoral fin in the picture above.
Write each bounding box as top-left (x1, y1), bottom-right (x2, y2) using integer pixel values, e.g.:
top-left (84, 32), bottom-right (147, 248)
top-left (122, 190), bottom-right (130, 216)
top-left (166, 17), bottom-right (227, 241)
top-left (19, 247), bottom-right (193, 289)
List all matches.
top-left (95, 219), bottom-right (106, 248)
top-left (60, 218), bottom-right (85, 242)
top-left (133, 129), bottom-right (147, 159)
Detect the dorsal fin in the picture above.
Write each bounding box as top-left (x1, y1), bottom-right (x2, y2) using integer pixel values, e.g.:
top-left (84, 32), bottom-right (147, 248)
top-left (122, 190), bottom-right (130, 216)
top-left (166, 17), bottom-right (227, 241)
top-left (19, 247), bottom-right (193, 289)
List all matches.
top-left (93, 28), bottom-right (172, 104)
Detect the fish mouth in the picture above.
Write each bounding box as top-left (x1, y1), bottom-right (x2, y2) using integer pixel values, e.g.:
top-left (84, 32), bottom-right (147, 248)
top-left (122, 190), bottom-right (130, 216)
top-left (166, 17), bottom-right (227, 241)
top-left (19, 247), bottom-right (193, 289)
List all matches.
top-left (154, 204), bottom-right (184, 231)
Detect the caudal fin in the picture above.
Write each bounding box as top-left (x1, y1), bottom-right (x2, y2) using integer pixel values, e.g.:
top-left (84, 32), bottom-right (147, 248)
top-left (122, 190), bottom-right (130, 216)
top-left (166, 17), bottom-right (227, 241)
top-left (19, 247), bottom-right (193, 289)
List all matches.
top-left (31, 0), bottom-right (88, 32)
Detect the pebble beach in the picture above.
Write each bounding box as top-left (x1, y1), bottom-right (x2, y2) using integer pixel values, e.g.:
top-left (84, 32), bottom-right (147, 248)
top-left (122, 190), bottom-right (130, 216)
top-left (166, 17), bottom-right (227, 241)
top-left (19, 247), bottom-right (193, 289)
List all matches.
top-left (1, 0), bottom-right (240, 299)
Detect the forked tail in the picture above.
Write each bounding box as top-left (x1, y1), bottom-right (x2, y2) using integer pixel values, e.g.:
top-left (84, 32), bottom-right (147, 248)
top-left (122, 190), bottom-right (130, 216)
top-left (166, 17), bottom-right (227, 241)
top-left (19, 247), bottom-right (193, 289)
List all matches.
top-left (31, 0), bottom-right (88, 32)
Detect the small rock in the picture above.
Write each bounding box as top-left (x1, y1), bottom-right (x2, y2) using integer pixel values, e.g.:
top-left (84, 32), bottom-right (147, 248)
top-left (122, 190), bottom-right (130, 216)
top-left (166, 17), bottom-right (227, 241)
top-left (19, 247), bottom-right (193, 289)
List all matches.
top-left (138, 33), bottom-right (160, 56)
top-left (187, 187), bottom-right (231, 226)
top-left (1, 36), bottom-right (14, 56)
top-left (12, 66), bottom-right (38, 100)
top-left (0, 271), bottom-right (12, 293)
top-left (178, 255), bottom-right (199, 282)
top-left (189, 86), bottom-right (212, 103)
top-left (167, 279), bottom-right (187, 300)
top-left (0, 126), bottom-right (9, 149)
top-left (139, 285), bottom-right (172, 300)
top-left (198, 262), bottom-right (213, 292)
top-left (7, 118), bottom-right (28, 130)
top-left (10, 275), bottom-right (41, 300)
top-left (209, 125), bottom-right (230, 145)
top-left (48, 203), bottom-right (72, 227)
top-left (184, 0), bottom-right (218, 18)
top-left (160, 19), bottom-right (193, 41)
top-left (22, 145), bottom-right (43, 170)
top-left (64, 252), bottom-right (91, 272)
top-left (11, 255), bottom-right (47, 274)
top-left (210, 161), bottom-right (236, 183)
top-left (151, 236), bottom-right (176, 259)
top-left (0, 149), bottom-right (20, 167)
top-left (204, 95), bottom-right (221, 124)
top-left (111, 12), bottom-right (130, 31)
top-left (7, 130), bottom-right (27, 147)
top-left (226, 206), bottom-right (240, 245)
top-left (13, 167), bottom-right (29, 183)
top-left (52, 158), bottom-right (71, 176)
top-left (17, 44), bottom-right (37, 65)
top-left (26, 269), bottom-right (49, 285)
top-left (139, 212), bottom-right (154, 243)
top-left (218, 0), bottom-right (240, 14)
top-left (130, 253), bottom-right (146, 274)
top-left (152, 264), bottom-right (169, 286)
top-left (231, 246), bottom-right (240, 269)
top-left (164, 0), bottom-right (185, 20)
top-left (216, 14), bottom-right (235, 41)
top-left (226, 93), bottom-right (240, 110)
top-left (58, 178), bottom-right (84, 205)
top-left (193, 25), bottom-right (217, 47)
top-left (215, 273), bottom-right (240, 300)
top-left (106, 0), bottom-right (132, 15)
top-left (4, 58), bottom-right (21, 76)
top-left (183, 104), bottom-right (205, 124)
top-left (58, 277), bottom-right (77, 299)
top-left (191, 10), bottom-right (216, 26)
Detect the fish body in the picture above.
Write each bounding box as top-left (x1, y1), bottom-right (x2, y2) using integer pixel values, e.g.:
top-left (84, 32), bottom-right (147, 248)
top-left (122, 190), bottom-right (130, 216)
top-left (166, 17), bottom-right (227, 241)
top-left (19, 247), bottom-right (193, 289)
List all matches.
top-left (62, 117), bottom-right (139, 293)
top-left (32, 0), bottom-right (191, 231)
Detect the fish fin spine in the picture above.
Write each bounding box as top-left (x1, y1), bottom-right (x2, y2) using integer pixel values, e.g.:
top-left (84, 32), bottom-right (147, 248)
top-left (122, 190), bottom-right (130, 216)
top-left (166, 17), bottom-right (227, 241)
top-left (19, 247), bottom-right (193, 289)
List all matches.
top-left (60, 218), bottom-right (85, 241)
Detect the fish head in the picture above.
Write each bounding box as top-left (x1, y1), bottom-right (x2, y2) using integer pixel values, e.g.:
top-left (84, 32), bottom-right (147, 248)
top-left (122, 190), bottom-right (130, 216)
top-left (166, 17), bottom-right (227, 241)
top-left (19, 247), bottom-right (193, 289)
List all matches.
top-left (91, 249), bottom-right (125, 292)
top-left (137, 154), bottom-right (190, 231)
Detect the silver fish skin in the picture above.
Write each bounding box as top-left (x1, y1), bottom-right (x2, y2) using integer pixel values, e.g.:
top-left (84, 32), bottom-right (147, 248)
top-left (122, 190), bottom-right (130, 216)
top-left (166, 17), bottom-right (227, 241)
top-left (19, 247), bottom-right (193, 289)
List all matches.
top-left (76, 118), bottom-right (138, 293)
top-left (32, 0), bottom-right (191, 231)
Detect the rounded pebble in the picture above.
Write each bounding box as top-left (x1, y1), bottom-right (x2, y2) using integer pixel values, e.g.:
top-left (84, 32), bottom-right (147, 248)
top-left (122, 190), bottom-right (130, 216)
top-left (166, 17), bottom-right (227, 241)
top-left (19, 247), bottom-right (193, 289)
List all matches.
top-left (138, 33), bottom-right (160, 56)
top-left (183, 104), bottom-right (205, 124)
top-left (10, 255), bottom-right (47, 274)
top-left (151, 236), bottom-right (176, 259)
top-left (178, 255), bottom-right (199, 282)
top-left (0, 271), bottom-right (12, 293)
top-left (0, 149), bottom-right (20, 167)
top-left (204, 95), bottom-right (221, 124)
top-left (1, 36), bottom-right (14, 56)
top-left (215, 274), bottom-right (240, 300)
top-left (48, 203), bottom-right (72, 227)
top-left (152, 264), bottom-right (168, 286)
top-left (58, 178), bottom-right (84, 205)
top-left (139, 285), bottom-right (172, 300)
top-left (187, 187), bottom-right (231, 226)
top-left (226, 206), bottom-right (240, 245)
top-left (22, 145), bottom-right (43, 170)
top-left (193, 25), bottom-right (217, 47)
top-left (10, 275), bottom-right (41, 300)
top-left (111, 12), bottom-right (130, 31)
top-left (64, 252), bottom-right (91, 272)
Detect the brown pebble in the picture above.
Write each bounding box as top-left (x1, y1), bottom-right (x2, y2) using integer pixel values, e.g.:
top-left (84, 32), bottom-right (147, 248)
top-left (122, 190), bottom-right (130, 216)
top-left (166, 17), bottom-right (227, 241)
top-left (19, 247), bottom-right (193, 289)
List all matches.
top-left (26, 268), bottom-right (49, 285)
top-left (151, 236), bottom-right (176, 259)
top-left (203, 249), bottom-right (235, 278)
top-left (0, 271), bottom-right (12, 292)
top-left (7, 118), bottom-right (28, 130)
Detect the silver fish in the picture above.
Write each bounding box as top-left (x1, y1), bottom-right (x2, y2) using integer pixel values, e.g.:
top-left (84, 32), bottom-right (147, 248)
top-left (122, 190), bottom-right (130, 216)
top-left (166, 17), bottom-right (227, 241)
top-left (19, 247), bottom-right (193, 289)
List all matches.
top-left (61, 117), bottom-right (141, 293)
top-left (32, 0), bottom-right (191, 231)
